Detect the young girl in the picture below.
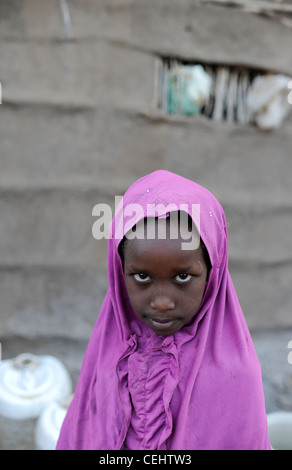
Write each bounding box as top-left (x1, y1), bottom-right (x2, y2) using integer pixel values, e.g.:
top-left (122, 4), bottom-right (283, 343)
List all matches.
top-left (57, 170), bottom-right (270, 450)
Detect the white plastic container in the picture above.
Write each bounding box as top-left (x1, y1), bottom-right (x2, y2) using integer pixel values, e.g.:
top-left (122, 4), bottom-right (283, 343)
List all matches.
top-left (35, 395), bottom-right (72, 450)
top-left (0, 353), bottom-right (72, 420)
top-left (267, 412), bottom-right (292, 450)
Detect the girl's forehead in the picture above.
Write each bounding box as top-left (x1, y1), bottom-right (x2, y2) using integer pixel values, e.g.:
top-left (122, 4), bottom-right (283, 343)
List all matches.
top-left (124, 233), bottom-right (203, 265)
top-left (124, 215), bottom-right (200, 249)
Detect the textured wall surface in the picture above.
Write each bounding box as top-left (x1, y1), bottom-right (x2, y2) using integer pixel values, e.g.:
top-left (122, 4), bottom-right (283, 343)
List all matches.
top-left (1, 0), bottom-right (292, 343)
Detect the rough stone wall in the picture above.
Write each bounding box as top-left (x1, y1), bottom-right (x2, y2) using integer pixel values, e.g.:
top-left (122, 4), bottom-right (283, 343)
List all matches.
top-left (1, 0), bottom-right (292, 343)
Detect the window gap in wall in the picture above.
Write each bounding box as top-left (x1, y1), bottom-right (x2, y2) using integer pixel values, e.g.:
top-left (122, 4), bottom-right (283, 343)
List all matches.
top-left (157, 58), bottom-right (285, 125)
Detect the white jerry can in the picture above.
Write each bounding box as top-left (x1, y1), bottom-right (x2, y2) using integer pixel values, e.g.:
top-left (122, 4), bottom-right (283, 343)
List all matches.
top-left (0, 353), bottom-right (72, 420)
top-left (35, 394), bottom-right (73, 450)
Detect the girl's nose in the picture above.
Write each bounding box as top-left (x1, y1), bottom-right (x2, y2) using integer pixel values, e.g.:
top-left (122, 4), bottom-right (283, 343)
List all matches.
top-left (150, 295), bottom-right (175, 312)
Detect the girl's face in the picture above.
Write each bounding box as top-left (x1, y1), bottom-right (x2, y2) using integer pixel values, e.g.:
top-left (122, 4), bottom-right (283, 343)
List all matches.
top-left (122, 220), bottom-right (209, 337)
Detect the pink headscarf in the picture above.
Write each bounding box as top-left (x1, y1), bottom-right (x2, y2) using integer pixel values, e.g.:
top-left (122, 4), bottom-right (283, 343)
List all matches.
top-left (57, 170), bottom-right (270, 450)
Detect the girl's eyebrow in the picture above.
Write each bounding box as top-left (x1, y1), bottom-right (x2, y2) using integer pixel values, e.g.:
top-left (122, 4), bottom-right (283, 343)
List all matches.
top-left (126, 263), bottom-right (195, 272)
top-left (174, 262), bottom-right (205, 273)
top-left (176, 265), bottom-right (193, 272)
top-left (125, 264), bottom-right (148, 272)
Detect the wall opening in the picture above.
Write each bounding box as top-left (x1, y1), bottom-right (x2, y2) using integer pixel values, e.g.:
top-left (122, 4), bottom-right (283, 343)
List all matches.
top-left (158, 58), bottom-right (275, 125)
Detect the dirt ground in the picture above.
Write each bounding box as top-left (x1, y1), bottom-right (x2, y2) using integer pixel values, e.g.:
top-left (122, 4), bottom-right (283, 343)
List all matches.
top-left (1, 328), bottom-right (292, 450)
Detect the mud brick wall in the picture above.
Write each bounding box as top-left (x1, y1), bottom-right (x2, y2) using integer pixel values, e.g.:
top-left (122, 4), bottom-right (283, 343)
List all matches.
top-left (1, 0), bottom-right (292, 342)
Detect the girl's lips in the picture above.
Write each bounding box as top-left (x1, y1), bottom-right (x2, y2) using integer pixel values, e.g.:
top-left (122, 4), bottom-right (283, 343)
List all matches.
top-left (148, 317), bottom-right (176, 330)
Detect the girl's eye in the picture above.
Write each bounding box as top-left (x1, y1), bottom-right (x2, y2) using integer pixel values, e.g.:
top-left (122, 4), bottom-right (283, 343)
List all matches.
top-left (133, 273), bottom-right (151, 283)
top-left (175, 273), bottom-right (192, 283)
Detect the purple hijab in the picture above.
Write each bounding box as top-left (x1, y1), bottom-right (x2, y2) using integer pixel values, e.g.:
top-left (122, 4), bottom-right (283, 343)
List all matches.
top-left (57, 170), bottom-right (270, 450)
